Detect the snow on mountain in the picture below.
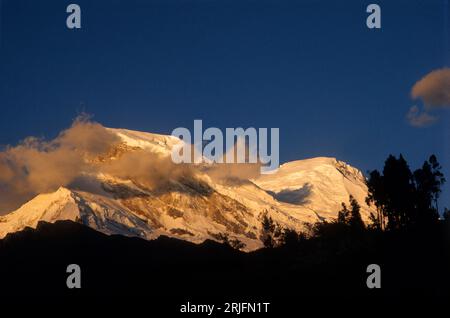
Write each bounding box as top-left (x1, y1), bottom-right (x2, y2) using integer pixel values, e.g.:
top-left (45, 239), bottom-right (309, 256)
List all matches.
top-left (0, 128), bottom-right (375, 250)
top-left (108, 128), bottom-right (180, 155)
top-left (0, 187), bottom-right (156, 240)
top-left (253, 157), bottom-right (373, 220)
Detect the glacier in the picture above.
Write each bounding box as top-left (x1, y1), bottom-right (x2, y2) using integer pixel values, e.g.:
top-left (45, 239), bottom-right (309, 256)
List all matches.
top-left (0, 128), bottom-right (375, 251)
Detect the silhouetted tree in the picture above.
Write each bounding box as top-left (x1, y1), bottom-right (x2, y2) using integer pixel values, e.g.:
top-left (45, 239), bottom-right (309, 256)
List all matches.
top-left (366, 170), bottom-right (387, 230)
top-left (366, 154), bottom-right (445, 230)
top-left (428, 155), bottom-right (446, 211)
top-left (337, 195), bottom-right (365, 232)
top-left (443, 208), bottom-right (449, 223)
top-left (260, 211), bottom-right (282, 248)
top-left (383, 154), bottom-right (415, 229)
top-left (367, 155), bottom-right (415, 229)
top-left (349, 196), bottom-right (365, 231)
top-left (214, 233), bottom-right (246, 250)
top-left (337, 202), bottom-right (350, 224)
top-left (412, 156), bottom-right (445, 225)
top-left (280, 228), bottom-right (306, 248)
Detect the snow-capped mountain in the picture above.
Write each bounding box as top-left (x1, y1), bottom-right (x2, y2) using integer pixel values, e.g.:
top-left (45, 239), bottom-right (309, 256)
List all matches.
top-left (0, 128), bottom-right (375, 250)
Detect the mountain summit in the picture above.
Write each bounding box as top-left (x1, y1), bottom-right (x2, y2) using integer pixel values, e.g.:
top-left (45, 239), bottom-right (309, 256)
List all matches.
top-left (0, 128), bottom-right (374, 250)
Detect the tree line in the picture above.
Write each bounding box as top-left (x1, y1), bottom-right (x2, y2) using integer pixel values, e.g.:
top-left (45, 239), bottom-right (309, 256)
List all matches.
top-left (258, 153), bottom-right (448, 248)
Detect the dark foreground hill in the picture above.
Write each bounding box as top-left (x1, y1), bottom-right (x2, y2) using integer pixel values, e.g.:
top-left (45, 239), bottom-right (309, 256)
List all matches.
top-left (0, 220), bottom-right (448, 315)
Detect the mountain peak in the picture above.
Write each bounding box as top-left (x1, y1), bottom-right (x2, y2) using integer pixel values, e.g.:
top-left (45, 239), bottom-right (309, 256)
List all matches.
top-left (107, 127), bottom-right (181, 155)
top-left (0, 127), bottom-right (375, 250)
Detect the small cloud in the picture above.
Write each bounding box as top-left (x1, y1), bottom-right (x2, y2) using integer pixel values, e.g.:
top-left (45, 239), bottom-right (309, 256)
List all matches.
top-left (406, 105), bottom-right (438, 128)
top-left (411, 68), bottom-right (450, 109)
top-left (406, 68), bottom-right (450, 128)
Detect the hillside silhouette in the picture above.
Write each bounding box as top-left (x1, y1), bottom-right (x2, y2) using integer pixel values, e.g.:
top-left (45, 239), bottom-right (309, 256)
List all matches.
top-left (0, 219), bottom-right (448, 314)
top-left (0, 154), bottom-right (449, 315)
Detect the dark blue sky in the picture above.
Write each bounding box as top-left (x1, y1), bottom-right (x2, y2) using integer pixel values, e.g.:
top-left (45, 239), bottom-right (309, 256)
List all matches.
top-left (1, 0), bottom-right (449, 208)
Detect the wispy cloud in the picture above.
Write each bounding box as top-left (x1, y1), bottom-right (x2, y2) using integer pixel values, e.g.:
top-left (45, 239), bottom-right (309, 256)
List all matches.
top-left (0, 116), bottom-right (121, 213)
top-left (0, 116), bottom-right (262, 214)
top-left (406, 105), bottom-right (438, 127)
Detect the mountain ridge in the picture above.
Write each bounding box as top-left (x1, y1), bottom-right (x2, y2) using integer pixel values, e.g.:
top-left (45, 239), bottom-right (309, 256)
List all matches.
top-left (0, 128), bottom-right (376, 250)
